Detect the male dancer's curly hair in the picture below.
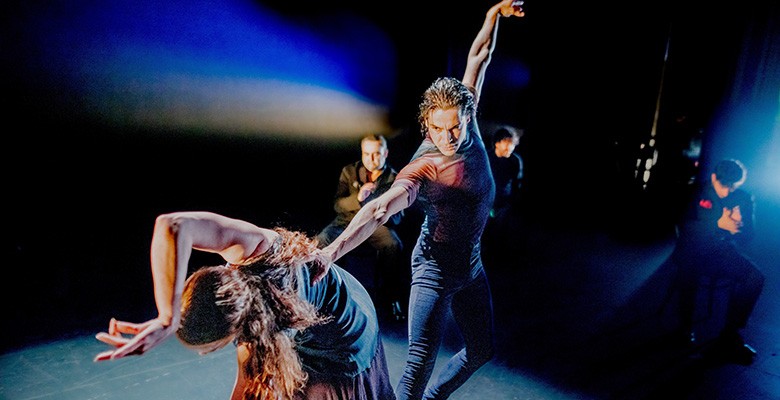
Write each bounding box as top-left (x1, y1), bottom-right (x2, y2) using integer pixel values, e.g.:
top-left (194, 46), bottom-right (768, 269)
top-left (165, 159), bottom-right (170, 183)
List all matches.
top-left (177, 228), bottom-right (330, 400)
top-left (417, 77), bottom-right (476, 137)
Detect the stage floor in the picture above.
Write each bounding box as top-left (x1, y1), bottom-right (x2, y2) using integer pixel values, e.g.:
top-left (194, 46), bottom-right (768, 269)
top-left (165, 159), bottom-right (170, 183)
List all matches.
top-left (2, 221), bottom-right (778, 400)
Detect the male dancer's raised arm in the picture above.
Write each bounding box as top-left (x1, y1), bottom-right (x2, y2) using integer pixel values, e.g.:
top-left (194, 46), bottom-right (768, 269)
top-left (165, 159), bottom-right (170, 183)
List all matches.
top-left (313, 0), bottom-right (525, 284)
top-left (464, 0), bottom-right (525, 103)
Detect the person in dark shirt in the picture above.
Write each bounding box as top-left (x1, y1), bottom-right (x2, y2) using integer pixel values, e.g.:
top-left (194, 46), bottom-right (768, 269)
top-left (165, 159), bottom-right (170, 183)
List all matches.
top-left (313, 1), bottom-right (526, 398)
top-left (487, 126), bottom-right (523, 221)
top-left (483, 126), bottom-right (524, 259)
top-left (316, 133), bottom-right (406, 320)
top-left (671, 158), bottom-right (765, 364)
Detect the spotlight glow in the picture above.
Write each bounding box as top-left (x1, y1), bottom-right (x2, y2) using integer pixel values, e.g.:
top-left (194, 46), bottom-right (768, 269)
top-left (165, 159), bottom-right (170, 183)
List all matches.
top-left (13, 0), bottom-right (397, 139)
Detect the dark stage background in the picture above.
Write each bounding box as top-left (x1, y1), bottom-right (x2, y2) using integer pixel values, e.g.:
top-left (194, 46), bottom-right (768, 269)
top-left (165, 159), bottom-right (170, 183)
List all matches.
top-left (3, 0), bottom-right (779, 352)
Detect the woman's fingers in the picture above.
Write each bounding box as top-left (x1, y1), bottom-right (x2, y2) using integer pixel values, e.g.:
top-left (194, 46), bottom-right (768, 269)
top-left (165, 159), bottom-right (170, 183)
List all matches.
top-left (95, 332), bottom-right (129, 347)
top-left (94, 350), bottom-right (115, 362)
top-left (111, 319), bottom-right (150, 335)
top-left (95, 318), bottom-right (163, 362)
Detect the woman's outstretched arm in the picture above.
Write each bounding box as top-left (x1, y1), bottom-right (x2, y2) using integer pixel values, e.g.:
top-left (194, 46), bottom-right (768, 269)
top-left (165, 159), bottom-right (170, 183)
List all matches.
top-left (94, 211), bottom-right (279, 361)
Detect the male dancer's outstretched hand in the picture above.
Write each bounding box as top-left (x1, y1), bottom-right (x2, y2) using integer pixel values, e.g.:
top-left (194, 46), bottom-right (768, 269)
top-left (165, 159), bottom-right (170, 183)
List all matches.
top-left (308, 247), bottom-right (332, 284)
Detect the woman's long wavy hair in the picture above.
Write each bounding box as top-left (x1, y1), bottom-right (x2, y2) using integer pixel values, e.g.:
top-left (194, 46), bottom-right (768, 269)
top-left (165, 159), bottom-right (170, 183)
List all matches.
top-left (177, 227), bottom-right (330, 400)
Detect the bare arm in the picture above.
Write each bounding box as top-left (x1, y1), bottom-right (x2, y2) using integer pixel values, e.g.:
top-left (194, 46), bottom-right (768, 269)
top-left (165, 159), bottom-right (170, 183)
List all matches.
top-left (462, 0), bottom-right (525, 104)
top-left (313, 186), bottom-right (410, 282)
top-left (231, 344), bottom-right (251, 400)
top-left (95, 211), bottom-right (279, 361)
top-left (150, 211), bottom-right (279, 325)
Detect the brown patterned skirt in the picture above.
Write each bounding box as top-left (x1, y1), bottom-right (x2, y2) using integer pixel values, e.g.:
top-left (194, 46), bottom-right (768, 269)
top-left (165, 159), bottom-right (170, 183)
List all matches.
top-left (295, 336), bottom-right (396, 400)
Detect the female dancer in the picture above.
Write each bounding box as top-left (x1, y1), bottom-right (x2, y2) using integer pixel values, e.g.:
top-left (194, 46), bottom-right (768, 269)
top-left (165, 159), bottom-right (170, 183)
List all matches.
top-left (95, 211), bottom-right (394, 399)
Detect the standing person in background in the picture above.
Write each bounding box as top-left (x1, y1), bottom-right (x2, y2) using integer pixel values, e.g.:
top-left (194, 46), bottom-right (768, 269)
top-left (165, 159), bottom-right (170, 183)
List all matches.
top-left (94, 211), bottom-right (395, 400)
top-left (488, 126), bottom-right (523, 220)
top-left (671, 158), bottom-right (765, 365)
top-left (312, 1), bottom-right (526, 398)
top-left (483, 126), bottom-right (524, 265)
top-left (317, 133), bottom-right (407, 320)
top-left (487, 126), bottom-right (524, 219)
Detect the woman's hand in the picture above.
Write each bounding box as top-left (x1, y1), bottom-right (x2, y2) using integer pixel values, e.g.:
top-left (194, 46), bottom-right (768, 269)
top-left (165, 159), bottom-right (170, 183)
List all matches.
top-left (94, 317), bottom-right (175, 361)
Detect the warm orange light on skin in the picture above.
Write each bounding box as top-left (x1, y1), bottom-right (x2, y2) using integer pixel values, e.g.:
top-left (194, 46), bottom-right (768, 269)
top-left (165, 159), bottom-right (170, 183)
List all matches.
top-left (494, 138), bottom-right (517, 158)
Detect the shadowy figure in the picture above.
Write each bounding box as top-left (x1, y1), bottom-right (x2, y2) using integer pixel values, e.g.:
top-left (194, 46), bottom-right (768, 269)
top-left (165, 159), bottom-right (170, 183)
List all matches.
top-left (670, 158), bottom-right (765, 365)
top-left (482, 125), bottom-right (525, 265)
top-left (316, 133), bottom-right (407, 321)
top-left (488, 125), bottom-right (524, 221)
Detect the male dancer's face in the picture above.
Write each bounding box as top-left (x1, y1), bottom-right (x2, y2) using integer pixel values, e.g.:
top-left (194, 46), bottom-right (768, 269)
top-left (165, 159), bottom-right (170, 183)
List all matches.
top-left (428, 107), bottom-right (466, 157)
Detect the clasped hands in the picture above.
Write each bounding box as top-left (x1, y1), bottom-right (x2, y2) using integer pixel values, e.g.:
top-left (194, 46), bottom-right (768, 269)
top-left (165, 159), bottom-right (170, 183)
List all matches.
top-left (357, 182), bottom-right (376, 202)
top-left (718, 206), bottom-right (743, 235)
